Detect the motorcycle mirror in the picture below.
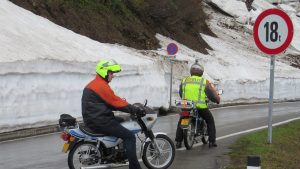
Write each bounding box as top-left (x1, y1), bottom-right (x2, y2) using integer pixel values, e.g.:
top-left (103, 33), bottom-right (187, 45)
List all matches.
top-left (143, 99), bottom-right (148, 107)
top-left (217, 89), bottom-right (224, 95)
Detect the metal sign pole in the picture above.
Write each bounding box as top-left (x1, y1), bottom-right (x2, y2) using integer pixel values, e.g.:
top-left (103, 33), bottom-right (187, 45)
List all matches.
top-left (169, 59), bottom-right (173, 108)
top-left (166, 43), bottom-right (178, 109)
top-left (268, 56), bottom-right (275, 144)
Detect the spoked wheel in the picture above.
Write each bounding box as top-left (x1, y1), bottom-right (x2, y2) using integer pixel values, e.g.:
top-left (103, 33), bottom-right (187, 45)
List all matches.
top-left (68, 142), bottom-right (102, 169)
top-left (201, 121), bottom-right (209, 144)
top-left (183, 119), bottom-right (195, 150)
top-left (142, 134), bottom-right (175, 169)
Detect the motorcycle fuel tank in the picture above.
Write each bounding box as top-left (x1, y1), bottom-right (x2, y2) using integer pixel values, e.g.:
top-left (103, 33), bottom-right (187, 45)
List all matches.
top-left (121, 121), bottom-right (141, 134)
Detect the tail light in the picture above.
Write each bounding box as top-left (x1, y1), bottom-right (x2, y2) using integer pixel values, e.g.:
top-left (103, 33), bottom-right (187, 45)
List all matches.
top-left (60, 132), bottom-right (70, 141)
top-left (60, 132), bottom-right (75, 142)
top-left (61, 132), bottom-right (76, 142)
top-left (180, 111), bottom-right (190, 117)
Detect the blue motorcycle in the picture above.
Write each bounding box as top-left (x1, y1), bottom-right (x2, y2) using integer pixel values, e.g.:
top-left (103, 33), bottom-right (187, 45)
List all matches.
top-left (59, 102), bottom-right (175, 169)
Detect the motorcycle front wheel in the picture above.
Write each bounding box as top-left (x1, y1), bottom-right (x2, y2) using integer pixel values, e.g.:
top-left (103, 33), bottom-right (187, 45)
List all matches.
top-left (183, 118), bottom-right (195, 150)
top-left (68, 142), bottom-right (102, 169)
top-left (142, 134), bottom-right (175, 169)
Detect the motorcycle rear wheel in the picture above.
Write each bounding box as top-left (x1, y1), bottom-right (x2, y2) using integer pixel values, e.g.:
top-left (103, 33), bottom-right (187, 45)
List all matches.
top-left (142, 134), bottom-right (175, 169)
top-left (68, 142), bottom-right (102, 169)
top-left (183, 119), bottom-right (195, 150)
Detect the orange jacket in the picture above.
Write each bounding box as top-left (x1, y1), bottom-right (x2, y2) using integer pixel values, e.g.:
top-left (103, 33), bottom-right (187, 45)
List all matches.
top-left (82, 75), bottom-right (131, 128)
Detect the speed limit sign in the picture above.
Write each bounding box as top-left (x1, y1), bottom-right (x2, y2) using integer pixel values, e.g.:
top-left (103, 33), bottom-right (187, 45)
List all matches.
top-left (253, 9), bottom-right (294, 144)
top-left (253, 8), bottom-right (294, 55)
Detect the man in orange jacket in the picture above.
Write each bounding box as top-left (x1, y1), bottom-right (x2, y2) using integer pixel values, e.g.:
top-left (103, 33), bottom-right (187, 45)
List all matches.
top-left (82, 59), bottom-right (145, 169)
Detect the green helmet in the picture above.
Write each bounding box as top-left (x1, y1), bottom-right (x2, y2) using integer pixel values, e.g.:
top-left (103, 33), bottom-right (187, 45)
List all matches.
top-left (96, 59), bottom-right (121, 79)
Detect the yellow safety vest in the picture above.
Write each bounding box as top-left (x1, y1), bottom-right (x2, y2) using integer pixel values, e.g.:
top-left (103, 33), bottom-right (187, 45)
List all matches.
top-left (181, 76), bottom-right (207, 109)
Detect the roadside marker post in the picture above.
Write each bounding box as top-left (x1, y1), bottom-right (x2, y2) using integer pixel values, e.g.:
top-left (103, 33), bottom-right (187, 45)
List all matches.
top-left (247, 156), bottom-right (261, 169)
top-left (166, 43), bottom-right (178, 108)
top-left (253, 8), bottom-right (294, 144)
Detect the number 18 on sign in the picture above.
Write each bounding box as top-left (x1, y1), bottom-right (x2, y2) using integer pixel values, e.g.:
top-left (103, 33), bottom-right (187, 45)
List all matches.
top-left (253, 8), bottom-right (293, 144)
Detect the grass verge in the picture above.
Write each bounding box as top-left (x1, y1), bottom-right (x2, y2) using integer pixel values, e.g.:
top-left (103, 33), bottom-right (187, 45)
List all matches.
top-left (226, 120), bottom-right (300, 169)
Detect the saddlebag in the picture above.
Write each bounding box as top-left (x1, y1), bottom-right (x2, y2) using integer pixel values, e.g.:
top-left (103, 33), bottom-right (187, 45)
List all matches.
top-left (59, 114), bottom-right (76, 127)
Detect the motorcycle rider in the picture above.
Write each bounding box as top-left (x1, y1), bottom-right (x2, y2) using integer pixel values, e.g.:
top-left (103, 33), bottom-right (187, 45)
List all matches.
top-left (175, 60), bottom-right (220, 148)
top-left (81, 59), bottom-right (145, 169)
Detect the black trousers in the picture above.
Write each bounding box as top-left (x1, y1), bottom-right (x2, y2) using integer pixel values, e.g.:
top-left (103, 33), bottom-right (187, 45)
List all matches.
top-left (92, 118), bottom-right (141, 169)
top-left (175, 108), bottom-right (216, 143)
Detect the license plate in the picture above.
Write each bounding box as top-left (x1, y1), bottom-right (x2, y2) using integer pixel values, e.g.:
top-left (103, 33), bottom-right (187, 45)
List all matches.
top-left (62, 143), bottom-right (70, 153)
top-left (181, 118), bottom-right (189, 126)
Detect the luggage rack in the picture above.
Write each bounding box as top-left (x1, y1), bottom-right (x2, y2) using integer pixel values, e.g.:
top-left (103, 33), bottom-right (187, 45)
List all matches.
top-left (174, 100), bottom-right (194, 110)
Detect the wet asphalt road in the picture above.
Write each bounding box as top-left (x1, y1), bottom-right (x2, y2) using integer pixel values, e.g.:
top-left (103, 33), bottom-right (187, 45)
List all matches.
top-left (1, 101), bottom-right (300, 169)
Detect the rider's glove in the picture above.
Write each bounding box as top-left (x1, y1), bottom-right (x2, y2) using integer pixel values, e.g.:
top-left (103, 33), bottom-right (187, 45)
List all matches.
top-left (136, 107), bottom-right (146, 117)
top-left (130, 105), bottom-right (146, 117)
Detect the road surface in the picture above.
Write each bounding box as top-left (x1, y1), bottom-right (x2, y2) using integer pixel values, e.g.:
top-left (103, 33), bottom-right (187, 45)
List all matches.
top-left (1, 101), bottom-right (300, 169)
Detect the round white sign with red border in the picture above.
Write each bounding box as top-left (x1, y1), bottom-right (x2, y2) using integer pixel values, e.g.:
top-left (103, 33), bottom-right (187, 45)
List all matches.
top-left (253, 8), bottom-right (294, 55)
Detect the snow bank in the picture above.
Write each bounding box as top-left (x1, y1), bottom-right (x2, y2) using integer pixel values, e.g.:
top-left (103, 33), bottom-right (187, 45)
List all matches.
top-left (0, 1), bottom-right (169, 132)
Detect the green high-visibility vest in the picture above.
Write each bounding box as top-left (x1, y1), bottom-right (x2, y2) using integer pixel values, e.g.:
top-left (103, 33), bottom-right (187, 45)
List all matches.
top-left (181, 76), bottom-right (207, 109)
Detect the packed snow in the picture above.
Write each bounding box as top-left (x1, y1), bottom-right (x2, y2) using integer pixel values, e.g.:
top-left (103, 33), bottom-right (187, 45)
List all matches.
top-left (0, 0), bottom-right (299, 132)
top-left (210, 0), bottom-right (300, 51)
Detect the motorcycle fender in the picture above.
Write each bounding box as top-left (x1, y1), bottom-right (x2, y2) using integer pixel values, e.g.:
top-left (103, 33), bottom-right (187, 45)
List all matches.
top-left (140, 132), bottom-right (167, 157)
top-left (144, 132), bottom-right (167, 142)
top-left (68, 139), bottom-right (81, 153)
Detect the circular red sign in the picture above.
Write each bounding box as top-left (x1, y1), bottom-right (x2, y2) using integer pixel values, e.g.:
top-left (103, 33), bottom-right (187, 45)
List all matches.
top-left (253, 8), bottom-right (294, 55)
top-left (167, 43), bottom-right (178, 55)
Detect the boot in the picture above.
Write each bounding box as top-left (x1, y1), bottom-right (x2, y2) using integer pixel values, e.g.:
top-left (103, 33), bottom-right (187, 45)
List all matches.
top-left (209, 142), bottom-right (217, 148)
top-left (176, 142), bottom-right (182, 149)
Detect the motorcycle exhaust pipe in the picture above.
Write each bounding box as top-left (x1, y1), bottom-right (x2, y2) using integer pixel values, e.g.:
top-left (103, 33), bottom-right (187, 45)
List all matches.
top-left (81, 162), bottom-right (129, 169)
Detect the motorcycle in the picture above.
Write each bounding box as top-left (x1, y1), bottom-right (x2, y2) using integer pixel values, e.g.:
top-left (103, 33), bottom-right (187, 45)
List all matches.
top-left (175, 100), bottom-right (208, 149)
top-left (59, 101), bottom-right (175, 169)
top-left (175, 89), bottom-right (223, 150)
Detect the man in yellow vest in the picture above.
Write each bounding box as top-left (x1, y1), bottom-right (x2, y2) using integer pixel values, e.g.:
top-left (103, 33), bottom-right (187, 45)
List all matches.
top-left (175, 60), bottom-right (220, 148)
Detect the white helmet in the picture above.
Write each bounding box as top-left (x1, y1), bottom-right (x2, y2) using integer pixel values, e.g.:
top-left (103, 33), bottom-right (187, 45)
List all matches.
top-left (190, 60), bottom-right (204, 76)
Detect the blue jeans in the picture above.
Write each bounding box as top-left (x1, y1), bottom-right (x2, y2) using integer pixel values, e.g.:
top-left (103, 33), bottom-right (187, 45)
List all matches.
top-left (92, 118), bottom-right (141, 169)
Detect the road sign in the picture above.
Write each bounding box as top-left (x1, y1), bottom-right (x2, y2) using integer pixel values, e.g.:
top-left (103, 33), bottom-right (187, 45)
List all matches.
top-left (166, 43), bottom-right (178, 108)
top-left (253, 9), bottom-right (294, 144)
top-left (253, 8), bottom-right (294, 55)
top-left (167, 43), bottom-right (178, 55)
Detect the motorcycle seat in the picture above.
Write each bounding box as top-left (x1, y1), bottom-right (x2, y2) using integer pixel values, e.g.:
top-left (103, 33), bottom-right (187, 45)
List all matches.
top-left (79, 124), bottom-right (105, 137)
